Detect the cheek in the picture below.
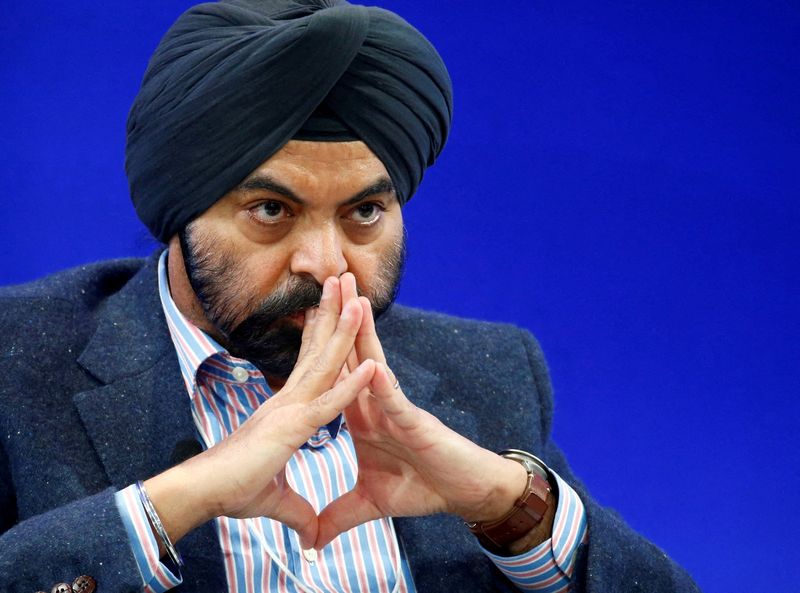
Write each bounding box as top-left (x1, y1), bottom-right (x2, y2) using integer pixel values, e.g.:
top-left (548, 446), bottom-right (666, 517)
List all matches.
top-left (348, 251), bottom-right (382, 287)
top-left (346, 226), bottom-right (403, 291)
top-left (199, 222), bottom-right (285, 297)
top-left (241, 248), bottom-right (292, 296)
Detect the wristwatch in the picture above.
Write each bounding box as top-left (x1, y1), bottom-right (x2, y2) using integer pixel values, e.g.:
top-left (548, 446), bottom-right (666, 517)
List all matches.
top-left (466, 449), bottom-right (553, 552)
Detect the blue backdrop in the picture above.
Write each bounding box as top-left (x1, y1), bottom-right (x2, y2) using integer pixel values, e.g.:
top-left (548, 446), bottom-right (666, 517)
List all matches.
top-left (2, 2), bottom-right (798, 591)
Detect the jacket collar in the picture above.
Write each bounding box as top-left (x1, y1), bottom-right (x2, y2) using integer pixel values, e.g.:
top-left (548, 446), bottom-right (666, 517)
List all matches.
top-left (74, 251), bottom-right (199, 487)
top-left (77, 251), bottom-right (174, 384)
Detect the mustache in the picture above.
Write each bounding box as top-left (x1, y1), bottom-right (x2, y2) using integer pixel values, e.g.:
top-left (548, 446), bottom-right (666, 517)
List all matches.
top-left (226, 276), bottom-right (323, 345)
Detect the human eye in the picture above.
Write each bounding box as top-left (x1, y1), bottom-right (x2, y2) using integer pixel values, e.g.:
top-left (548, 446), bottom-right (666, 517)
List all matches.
top-left (248, 199), bottom-right (292, 225)
top-left (346, 201), bottom-right (386, 226)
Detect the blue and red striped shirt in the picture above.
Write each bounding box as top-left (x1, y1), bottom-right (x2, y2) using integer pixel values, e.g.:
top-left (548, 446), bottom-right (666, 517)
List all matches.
top-left (115, 250), bottom-right (587, 592)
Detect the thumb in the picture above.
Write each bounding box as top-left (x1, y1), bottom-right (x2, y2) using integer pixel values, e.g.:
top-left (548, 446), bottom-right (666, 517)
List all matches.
top-left (272, 487), bottom-right (319, 550)
top-left (315, 487), bottom-right (381, 550)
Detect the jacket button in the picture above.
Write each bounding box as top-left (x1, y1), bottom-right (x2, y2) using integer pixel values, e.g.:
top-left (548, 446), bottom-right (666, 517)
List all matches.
top-left (51, 584), bottom-right (72, 593)
top-left (72, 575), bottom-right (97, 593)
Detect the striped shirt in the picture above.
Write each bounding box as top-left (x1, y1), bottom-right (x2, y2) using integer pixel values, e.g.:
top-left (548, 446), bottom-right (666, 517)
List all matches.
top-left (115, 250), bottom-right (587, 592)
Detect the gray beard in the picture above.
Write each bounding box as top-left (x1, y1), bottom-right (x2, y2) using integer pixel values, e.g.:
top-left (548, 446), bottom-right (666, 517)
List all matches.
top-left (178, 226), bottom-right (405, 378)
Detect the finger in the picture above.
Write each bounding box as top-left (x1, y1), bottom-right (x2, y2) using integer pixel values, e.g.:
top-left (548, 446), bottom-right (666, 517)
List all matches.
top-left (303, 359), bottom-right (376, 427)
top-left (333, 358), bottom-right (351, 387)
top-left (295, 307), bottom-right (318, 362)
top-left (316, 488), bottom-right (382, 550)
top-left (283, 277), bottom-right (351, 395)
top-left (286, 307), bottom-right (317, 376)
top-left (369, 362), bottom-right (417, 428)
top-left (340, 274), bottom-right (362, 372)
top-left (341, 384), bottom-right (374, 431)
top-left (346, 346), bottom-right (360, 374)
top-left (291, 298), bottom-right (364, 401)
top-left (292, 276), bottom-right (341, 375)
top-left (271, 486), bottom-right (319, 549)
top-left (280, 307), bottom-right (319, 393)
top-left (355, 296), bottom-right (387, 365)
top-left (339, 272), bottom-right (359, 306)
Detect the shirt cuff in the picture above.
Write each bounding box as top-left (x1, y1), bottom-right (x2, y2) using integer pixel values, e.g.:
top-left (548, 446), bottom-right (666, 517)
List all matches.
top-left (482, 470), bottom-right (588, 592)
top-left (115, 485), bottom-right (183, 593)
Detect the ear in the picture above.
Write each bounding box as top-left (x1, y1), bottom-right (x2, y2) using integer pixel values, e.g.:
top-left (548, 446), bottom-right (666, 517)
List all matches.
top-left (166, 227), bottom-right (211, 331)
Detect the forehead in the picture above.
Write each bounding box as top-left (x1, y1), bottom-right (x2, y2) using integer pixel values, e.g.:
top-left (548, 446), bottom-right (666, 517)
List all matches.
top-left (247, 139), bottom-right (390, 187)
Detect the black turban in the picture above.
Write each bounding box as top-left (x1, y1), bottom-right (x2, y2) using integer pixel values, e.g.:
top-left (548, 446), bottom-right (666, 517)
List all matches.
top-left (126, 0), bottom-right (453, 242)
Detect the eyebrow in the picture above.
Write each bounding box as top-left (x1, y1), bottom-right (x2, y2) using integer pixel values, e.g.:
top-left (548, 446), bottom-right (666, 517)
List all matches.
top-left (236, 174), bottom-right (396, 206)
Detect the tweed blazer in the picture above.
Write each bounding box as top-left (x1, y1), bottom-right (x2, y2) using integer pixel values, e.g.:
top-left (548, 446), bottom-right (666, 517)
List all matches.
top-left (0, 254), bottom-right (699, 592)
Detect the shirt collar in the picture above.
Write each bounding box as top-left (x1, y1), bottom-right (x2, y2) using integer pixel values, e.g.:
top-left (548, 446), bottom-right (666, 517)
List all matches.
top-left (158, 250), bottom-right (239, 394)
top-left (156, 250), bottom-right (342, 439)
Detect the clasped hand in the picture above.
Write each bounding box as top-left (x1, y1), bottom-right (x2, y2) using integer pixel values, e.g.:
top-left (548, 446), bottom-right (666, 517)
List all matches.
top-left (156, 273), bottom-right (527, 551)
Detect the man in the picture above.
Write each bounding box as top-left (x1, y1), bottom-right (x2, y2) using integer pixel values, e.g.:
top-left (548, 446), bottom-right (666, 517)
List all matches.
top-left (0, 1), bottom-right (700, 592)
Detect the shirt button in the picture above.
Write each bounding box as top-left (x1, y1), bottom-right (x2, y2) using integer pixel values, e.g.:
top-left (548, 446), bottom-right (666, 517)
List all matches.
top-left (232, 367), bottom-right (249, 382)
top-left (302, 548), bottom-right (318, 563)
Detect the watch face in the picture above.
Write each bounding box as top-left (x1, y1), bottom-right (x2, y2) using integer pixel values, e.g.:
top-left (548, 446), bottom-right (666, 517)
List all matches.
top-left (500, 449), bottom-right (550, 482)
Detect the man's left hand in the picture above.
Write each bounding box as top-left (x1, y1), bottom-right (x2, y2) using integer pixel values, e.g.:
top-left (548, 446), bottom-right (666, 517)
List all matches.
top-left (315, 274), bottom-right (531, 549)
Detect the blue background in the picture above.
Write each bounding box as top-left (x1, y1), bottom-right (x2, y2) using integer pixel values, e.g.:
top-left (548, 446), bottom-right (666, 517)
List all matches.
top-left (1, 2), bottom-right (798, 591)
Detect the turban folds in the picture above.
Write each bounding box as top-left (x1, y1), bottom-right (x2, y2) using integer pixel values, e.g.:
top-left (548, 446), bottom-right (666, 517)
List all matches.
top-left (126, 0), bottom-right (453, 242)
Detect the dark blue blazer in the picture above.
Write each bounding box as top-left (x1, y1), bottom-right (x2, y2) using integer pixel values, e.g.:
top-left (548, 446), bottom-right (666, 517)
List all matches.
top-left (0, 254), bottom-right (700, 592)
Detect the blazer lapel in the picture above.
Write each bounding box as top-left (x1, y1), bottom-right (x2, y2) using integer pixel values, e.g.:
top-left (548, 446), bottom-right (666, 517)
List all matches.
top-left (73, 254), bottom-right (225, 585)
top-left (72, 358), bottom-right (193, 488)
top-left (74, 253), bottom-right (195, 486)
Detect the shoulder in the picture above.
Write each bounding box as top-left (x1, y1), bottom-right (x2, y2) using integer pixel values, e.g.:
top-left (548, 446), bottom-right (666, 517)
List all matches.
top-left (379, 305), bottom-right (554, 448)
top-left (378, 303), bottom-right (548, 377)
top-left (379, 303), bottom-right (520, 334)
top-left (0, 258), bottom-right (146, 305)
top-left (0, 257), bottom-right (150, 356)
top-left (379, 303), bottom-right (541, 352)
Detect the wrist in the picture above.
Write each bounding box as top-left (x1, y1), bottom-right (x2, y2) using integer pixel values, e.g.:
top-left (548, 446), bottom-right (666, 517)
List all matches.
top-left (466, 449), bottom-right (555, 554)
top-left (143, 462), bottom-right (216, 547)
top-left (459, 455), bottom-right (528, 524)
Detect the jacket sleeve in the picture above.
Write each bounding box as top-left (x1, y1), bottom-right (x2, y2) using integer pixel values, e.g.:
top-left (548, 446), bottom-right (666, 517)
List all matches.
top-left (0, 481), bottom-right (144, 593)
top-left (518, 328), bottom-right (702, 593)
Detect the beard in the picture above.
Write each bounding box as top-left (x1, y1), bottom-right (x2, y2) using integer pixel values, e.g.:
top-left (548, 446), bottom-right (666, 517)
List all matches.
top-left (178, 226), bottom-right (406, 379)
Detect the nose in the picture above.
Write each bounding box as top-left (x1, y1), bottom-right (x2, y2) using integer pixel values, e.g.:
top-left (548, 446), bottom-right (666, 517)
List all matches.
top-left (289, 222), bottom-right (348, 285)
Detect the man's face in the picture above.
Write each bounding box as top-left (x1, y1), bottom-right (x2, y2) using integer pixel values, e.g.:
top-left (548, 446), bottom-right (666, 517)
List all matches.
top-left (168, 140), bottom-right (405, 379)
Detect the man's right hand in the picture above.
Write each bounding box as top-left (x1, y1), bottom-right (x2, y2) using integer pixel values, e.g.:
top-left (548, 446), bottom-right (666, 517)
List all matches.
top-left (143, 276), bottom-right (374, 550)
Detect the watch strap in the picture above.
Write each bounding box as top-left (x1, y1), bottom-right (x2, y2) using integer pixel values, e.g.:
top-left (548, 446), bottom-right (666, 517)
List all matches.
top-left (467, 471), bottom-right (551, 552)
